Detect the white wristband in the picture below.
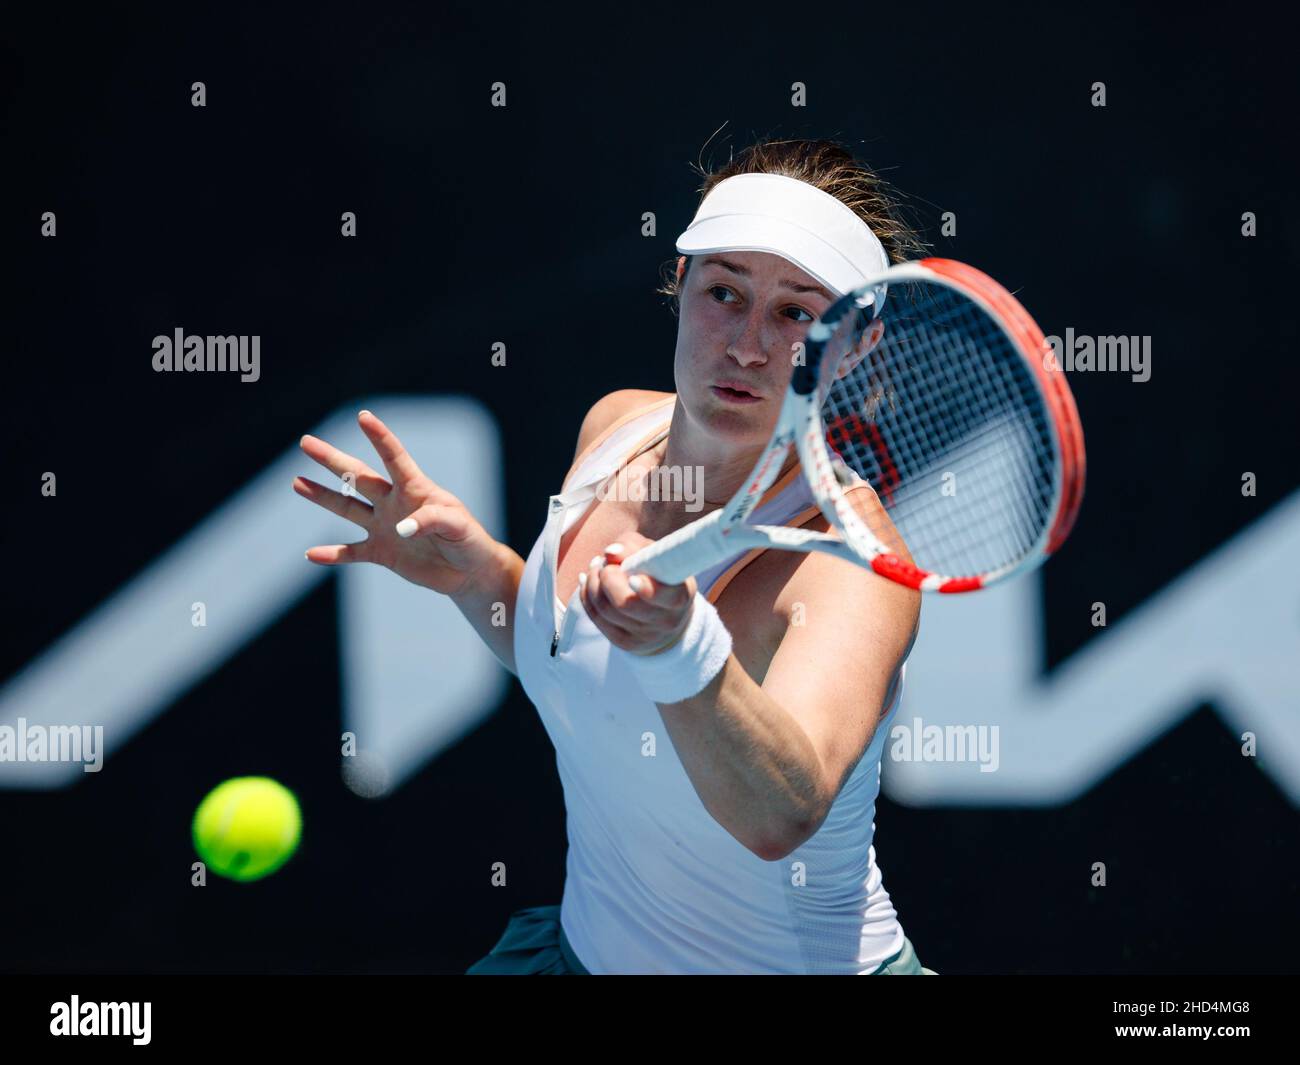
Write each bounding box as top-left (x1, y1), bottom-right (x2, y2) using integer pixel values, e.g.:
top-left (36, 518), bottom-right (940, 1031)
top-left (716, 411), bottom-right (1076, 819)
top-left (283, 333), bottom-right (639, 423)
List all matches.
top-left (613, 591), bottom-right (733, 703)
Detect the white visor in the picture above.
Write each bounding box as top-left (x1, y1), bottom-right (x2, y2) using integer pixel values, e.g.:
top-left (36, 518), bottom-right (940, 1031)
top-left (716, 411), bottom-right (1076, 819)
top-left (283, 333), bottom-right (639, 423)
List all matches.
top-left (675, 172), bottom-right (891, 304)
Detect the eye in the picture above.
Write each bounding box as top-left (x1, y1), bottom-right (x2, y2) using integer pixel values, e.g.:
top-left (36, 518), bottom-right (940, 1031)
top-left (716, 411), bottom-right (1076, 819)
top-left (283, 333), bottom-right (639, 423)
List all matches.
top-left (707, 284), bottom-right (739, 304)
top-left (783, 305), bottom-right (815, 324)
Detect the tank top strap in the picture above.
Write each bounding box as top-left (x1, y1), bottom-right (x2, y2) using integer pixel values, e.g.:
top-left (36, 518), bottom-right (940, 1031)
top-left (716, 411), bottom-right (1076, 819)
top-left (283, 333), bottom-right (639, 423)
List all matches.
top-left (561, 396), bottom-right (676, 495)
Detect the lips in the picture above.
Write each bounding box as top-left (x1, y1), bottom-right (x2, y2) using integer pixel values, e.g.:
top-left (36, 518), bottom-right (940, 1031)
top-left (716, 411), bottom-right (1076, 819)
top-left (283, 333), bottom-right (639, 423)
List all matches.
top-left (711, 381), bottom-right (763, 402)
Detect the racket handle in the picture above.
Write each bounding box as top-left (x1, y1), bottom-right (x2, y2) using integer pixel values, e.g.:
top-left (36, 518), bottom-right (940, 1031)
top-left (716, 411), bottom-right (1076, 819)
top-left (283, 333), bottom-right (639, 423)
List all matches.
top-left (621, 509), bottom-right (727, 585)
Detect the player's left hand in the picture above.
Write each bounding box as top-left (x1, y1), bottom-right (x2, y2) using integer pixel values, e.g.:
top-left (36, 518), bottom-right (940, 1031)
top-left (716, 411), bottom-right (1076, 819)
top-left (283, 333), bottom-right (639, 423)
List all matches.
top-left (579, 532), bottom-right (697, 656)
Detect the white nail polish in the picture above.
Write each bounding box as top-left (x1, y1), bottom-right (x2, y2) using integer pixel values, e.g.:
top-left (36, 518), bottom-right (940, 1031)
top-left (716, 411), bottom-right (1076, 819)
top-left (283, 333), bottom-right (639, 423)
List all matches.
top-left (578, 572), bottom-right (588, 586)
top-left (604, 542), bottom-right (624, 555)
top-left (590, 555), bottom-right (604, 568)
top-left (629, 575), bottom-right (644, 593)
top-left (395, 517), bottom-right (418, 538)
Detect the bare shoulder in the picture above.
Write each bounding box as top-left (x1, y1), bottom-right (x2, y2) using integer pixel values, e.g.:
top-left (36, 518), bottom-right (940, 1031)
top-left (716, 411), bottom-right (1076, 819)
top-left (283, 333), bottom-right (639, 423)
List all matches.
top-left (572, 389), bottom-right (675, 465)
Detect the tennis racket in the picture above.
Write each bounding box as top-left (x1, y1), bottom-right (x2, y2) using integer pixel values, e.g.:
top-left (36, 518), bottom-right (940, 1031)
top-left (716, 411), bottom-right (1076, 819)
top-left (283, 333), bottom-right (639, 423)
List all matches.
top-left (562, 257), bottom-right (1084, 643)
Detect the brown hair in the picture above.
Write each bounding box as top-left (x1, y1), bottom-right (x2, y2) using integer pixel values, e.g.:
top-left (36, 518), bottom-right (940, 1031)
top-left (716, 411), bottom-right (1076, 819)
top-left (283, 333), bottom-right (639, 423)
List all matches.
top-left (658, 138), bottom-right (929, 314)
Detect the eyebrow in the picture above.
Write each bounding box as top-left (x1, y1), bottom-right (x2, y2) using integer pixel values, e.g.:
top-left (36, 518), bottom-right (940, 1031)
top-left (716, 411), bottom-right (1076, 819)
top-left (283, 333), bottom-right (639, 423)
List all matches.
top-left (699, 255), bottom-right (833, 302)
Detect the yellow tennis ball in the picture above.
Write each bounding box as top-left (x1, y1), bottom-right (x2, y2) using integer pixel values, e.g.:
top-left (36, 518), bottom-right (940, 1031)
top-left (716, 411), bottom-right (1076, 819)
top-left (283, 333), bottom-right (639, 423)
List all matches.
top-left (192, 776), bottom-right (302, 882)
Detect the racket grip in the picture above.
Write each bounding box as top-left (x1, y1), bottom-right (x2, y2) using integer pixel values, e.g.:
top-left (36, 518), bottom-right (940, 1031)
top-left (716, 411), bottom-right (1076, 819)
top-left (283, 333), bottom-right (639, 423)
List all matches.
top-left (621, 508), bottom-right (727, 585)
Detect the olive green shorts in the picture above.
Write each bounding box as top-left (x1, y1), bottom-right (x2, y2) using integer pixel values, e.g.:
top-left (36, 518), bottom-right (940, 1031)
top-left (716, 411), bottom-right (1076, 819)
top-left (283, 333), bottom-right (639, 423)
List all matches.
top-left (871, 934), bottom-right (940, 975)
top-left (466, 905), bottom-right (937, 975)
top-left (466, 905), bottom-right (589, 974)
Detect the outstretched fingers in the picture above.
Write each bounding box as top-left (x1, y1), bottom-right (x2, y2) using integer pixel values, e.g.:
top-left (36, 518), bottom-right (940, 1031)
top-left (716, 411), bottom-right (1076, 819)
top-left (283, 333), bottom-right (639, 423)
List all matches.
top-left (357, 409), bottom-right (435, 494)
top-left (304, 541), bottom-right (372, 566)
top-left (292, 475), bottom-right (375, 529)
top-left (299, 433), bottom-right (391, 504)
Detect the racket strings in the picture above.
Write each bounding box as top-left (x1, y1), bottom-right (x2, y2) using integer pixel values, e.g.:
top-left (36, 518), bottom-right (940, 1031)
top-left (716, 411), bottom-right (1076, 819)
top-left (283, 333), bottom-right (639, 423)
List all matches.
top-left (872, 325), bottom-right (1052, 575)
top-left (893, 316), bottom-right (1049, 556)
top-left (819, 282), bottom-right (1056, 577)
top-left (864, 344), bottom-right (1033, 572)
top-left (869, 315), bottom-right (1052, 573)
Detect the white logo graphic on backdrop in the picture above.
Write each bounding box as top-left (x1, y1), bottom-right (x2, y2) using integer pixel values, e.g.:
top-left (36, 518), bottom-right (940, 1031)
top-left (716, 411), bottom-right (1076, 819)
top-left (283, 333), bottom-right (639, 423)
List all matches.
top-left (0, 397), bottom-right (508, 791)
top-left (893, 491), bottom-right (1300, 806)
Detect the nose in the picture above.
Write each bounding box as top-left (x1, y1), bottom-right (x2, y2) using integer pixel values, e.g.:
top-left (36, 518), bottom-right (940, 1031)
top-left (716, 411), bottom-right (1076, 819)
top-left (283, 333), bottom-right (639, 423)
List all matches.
top-left (726, 310), bottom-right (771, 368)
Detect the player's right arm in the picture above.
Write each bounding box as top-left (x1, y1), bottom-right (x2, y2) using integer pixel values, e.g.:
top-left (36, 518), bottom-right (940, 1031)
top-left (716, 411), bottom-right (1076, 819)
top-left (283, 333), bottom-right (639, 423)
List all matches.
top-left (295, 409), bottom-right (525, 671)
top-left (293, 395), bottom-right (665, 675)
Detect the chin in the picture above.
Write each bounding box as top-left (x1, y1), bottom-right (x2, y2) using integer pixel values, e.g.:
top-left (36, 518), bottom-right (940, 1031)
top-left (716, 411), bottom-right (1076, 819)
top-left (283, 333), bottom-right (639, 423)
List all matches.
top-left (697, 393), bottom-right (773, 441)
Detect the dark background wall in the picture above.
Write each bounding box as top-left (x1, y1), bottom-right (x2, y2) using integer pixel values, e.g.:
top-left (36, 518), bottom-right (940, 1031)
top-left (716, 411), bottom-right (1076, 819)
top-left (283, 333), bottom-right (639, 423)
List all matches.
top-left (2, 5), bottom-right (1296, 973)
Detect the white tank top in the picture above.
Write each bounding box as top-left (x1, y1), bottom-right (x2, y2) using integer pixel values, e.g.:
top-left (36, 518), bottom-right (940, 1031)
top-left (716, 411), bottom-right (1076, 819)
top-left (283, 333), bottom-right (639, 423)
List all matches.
top-left (513, 396), bottom-right (909, 974)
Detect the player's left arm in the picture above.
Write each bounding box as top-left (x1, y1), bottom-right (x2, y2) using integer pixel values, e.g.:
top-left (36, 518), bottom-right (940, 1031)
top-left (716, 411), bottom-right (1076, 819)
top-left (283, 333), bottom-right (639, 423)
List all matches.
top-left (654, 540), bottom-right (919, 861)
top-left (763, 549), bottom-right (919, 834)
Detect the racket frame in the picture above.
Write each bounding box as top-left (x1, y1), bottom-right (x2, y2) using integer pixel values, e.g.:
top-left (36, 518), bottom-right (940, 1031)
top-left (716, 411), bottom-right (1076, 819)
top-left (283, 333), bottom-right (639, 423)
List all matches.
top-left (620, 258), bottom-right (1085, 593)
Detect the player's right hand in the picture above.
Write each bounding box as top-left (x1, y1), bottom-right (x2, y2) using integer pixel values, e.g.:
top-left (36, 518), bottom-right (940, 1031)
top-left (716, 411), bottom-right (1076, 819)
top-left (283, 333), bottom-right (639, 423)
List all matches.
top-left (294, 409), bottom-right (503, 598)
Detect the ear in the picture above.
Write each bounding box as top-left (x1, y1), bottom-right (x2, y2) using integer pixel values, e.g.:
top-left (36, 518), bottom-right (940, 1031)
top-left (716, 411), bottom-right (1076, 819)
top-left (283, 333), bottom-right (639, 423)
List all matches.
top-left (675, 255), bottom-right (686, 283)
top-left (835, 318), bottom-right (887, 380)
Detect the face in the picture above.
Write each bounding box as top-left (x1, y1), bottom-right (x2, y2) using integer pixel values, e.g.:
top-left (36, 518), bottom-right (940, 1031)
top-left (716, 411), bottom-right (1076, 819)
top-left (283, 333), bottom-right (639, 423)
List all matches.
top-left (672, 249), bottom-right (837, 447)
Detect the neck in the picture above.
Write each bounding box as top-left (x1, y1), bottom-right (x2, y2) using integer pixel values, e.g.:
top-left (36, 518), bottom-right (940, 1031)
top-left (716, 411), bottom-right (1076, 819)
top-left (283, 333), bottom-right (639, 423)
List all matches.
top-left (657, 400), bottom-right (800, 509)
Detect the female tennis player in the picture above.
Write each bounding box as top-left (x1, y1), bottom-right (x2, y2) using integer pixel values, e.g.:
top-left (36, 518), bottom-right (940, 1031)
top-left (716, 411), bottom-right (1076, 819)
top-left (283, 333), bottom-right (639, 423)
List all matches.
top-left (294, 138), bottom-right (937, 975)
